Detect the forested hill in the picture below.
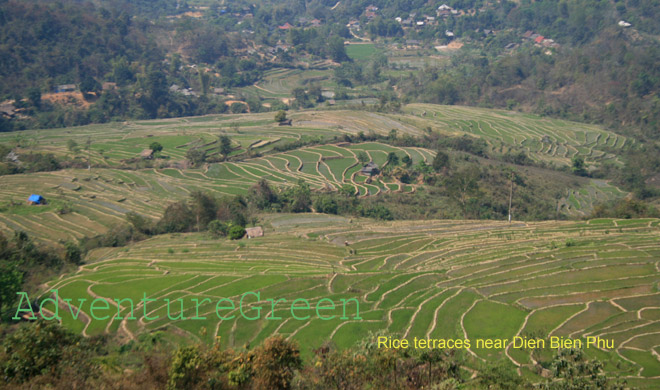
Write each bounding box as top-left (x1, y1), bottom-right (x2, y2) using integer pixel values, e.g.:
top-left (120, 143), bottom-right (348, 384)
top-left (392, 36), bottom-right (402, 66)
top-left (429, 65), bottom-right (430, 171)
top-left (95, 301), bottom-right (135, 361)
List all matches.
top-left (401, 25), bottom-right (660, 141)
top-left (0, 0), bottom-right (162, 95)
top-left (0, 0), bottom-right (659, 142)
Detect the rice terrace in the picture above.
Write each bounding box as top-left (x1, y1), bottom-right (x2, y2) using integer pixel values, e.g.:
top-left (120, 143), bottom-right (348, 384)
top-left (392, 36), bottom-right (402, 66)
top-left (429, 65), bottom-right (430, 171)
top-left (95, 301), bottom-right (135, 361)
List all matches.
top-left (33, 217), bottom-right (660, 387)
top-left (1, 104), bottom-right (659, 388)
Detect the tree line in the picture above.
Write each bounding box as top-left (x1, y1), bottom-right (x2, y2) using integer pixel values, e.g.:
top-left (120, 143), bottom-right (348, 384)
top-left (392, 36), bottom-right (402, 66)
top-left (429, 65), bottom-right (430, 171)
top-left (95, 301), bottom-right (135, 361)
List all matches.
top-left (0, 321), bottom-right (630, 390)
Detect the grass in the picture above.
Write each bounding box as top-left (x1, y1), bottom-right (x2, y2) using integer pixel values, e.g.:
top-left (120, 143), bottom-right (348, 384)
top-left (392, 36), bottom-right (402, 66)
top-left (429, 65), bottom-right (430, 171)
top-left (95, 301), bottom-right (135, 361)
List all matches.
top-left (346, 43), bottom-right (378, 60)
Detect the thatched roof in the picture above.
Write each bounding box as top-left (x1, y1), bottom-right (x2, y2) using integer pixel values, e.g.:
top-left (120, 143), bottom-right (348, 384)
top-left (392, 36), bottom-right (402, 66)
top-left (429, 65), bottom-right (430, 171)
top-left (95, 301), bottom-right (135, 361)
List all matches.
top-left (245, 227), bottom-right (264, 238)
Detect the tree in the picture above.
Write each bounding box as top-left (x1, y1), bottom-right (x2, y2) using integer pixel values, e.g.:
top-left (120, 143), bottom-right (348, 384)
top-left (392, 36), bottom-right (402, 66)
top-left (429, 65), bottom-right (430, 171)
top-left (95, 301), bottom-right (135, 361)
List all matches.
top-left (189, 191), bottom-right (217, 232)
top-left (446, 166), bottom-right (482, 218)
top-left (67, 139), bottom-right (79, 153)
top-left (274, 110), bottom-right (287, 123)
top-left (313, 195), bottom-right (338, 214)
top-left (198, 71), bottom-right (210, 96)
top-left (0, 261), bottom-right (22, 317)
top-left (157, 201), bottom-right (194, 233)
top-left (386, 152), bottom-right (399, 166)
top-left (208, 220), bottom-right (229, 238)
top-left (327, 36), bottom-right (349, 62)
top-left (27, 87), bottom-right (41, 108)
top-left (219, 135), bottom-right (232, 157)
top-left (64, 242), bottom-right (82, 265)
top-left (252, 336), bottom-right (302, 390)
top-left (249, 179), bottom-right (277, 210)
top-left (80, 75), bottom-right (101, 95)
top-left (432, 150), bottom-right (450, 172)
top-left (478, 362), bottom-right (526, 390)
top-left (541, 348), bottom-right (622, 390)
top-left (389, 129), bottom-right (398, 140)
top-left (0, 321), bottom-right (89, 384)
top-left (228, 225), bottom-right (246, 240)
top-left (571, 156), bottom-right (588, 176)
top-left (186, 148), bottom-right (207, 167)
top-left (167, 346), bottom-right (203, 390)
top-left (126, 212), bottom-right (154, 235)
top-left (357, 151), bottom-right (369, 164)
top-left (292, 88), bottom-right (312, 108)
top-left (283, 179), bottom-right (312, 213)
top-left (230, 102), bottom-right (247, 114)
top-left (308, 84), bottom-right (323, 103)
top-left (112, 57), bottom-right (134, 86)
top-left (150, 142), bottom-right (163, 154)
top-left (140, 67), bottom-right (169, 118)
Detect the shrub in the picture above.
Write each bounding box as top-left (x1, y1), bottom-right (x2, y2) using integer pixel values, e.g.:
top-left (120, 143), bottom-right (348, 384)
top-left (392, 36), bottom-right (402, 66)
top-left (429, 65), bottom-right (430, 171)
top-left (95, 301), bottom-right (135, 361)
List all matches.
top-left (208, 220), bottom-right (229, 238)
top-left (228, 225), bottom-right (246, 240)
top-left (64, 241), bottom-right (82, 265)
top-left (274, 110), bottom-right (287, 123)
top-left (313, 195), bottom-right (338, 214)
top-left (157, 202), bottom-right (194, 233)
top-left (149, 142), bottom-right (163, 153)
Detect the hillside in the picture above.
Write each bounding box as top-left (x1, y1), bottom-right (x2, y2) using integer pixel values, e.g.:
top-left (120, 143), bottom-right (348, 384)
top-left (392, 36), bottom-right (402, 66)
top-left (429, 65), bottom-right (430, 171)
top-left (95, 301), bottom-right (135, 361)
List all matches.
top-left (0, 104), bottom-right (634, 244)
top-left (37, 215), bottom-right (660, 388)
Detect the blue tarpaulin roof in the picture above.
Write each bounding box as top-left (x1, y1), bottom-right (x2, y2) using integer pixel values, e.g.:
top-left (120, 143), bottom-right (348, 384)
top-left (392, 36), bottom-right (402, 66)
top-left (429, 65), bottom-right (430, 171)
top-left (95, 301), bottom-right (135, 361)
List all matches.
top-left (28, 194), bottom-right (43, 203)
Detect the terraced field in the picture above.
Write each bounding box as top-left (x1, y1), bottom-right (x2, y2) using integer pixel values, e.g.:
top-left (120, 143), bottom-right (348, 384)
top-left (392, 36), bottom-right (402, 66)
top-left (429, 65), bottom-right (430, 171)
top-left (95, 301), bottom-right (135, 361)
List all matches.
top-left (0, 104), bottom-right (632, 244)
top-left (560, 180), bottom-right (628, 217)
top-left (403, 104), bottom-right (631, 167)
top-left (39, 216), bottom-right (660, 387)
top-left (240, 67), bottom-right (335, 100)
top-left (0, 141), bottom-right (427, 244)
top-left (1, 104), bottom-right (628, 169)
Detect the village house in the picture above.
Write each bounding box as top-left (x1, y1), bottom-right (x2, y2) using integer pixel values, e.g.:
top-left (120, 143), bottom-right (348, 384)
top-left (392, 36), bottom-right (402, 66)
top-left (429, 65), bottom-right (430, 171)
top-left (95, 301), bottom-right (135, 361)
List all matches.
top-left (140, 149), bottom-right (154, 160)
top-left (405, 39), bottom-right (421, 48)
top-left (55, 84), bottom-right (77, 93)
top-left (360, 162), bottom-right (379, 176)
top-left (0, 102), bottom-right (17, 119)
top-left (245, 226), bottom-right (264, 239)
top-left (347, 19), bottom-right (360, 30)
top-left (437, 4), bottom-right (453, 17)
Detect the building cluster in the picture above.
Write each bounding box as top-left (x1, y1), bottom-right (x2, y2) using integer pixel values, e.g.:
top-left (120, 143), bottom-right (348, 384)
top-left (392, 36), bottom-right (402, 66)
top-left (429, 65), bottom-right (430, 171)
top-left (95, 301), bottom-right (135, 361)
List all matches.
top-left (522, 31), bottom-right (559, 48)
top-left (392, 4), bottom-right (464, 32)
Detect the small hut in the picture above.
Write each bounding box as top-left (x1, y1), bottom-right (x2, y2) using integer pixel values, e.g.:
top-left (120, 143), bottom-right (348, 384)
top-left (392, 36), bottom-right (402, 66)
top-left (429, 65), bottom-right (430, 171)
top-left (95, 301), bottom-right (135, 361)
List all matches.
top-left (245, 227), bottom-right (264, 239)
top-left (27, 194), bottom-right (45, 205)
top-left (360, 162), bottom-right (379, 176)
top-left (140, 149), bottom-right (154, 159)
